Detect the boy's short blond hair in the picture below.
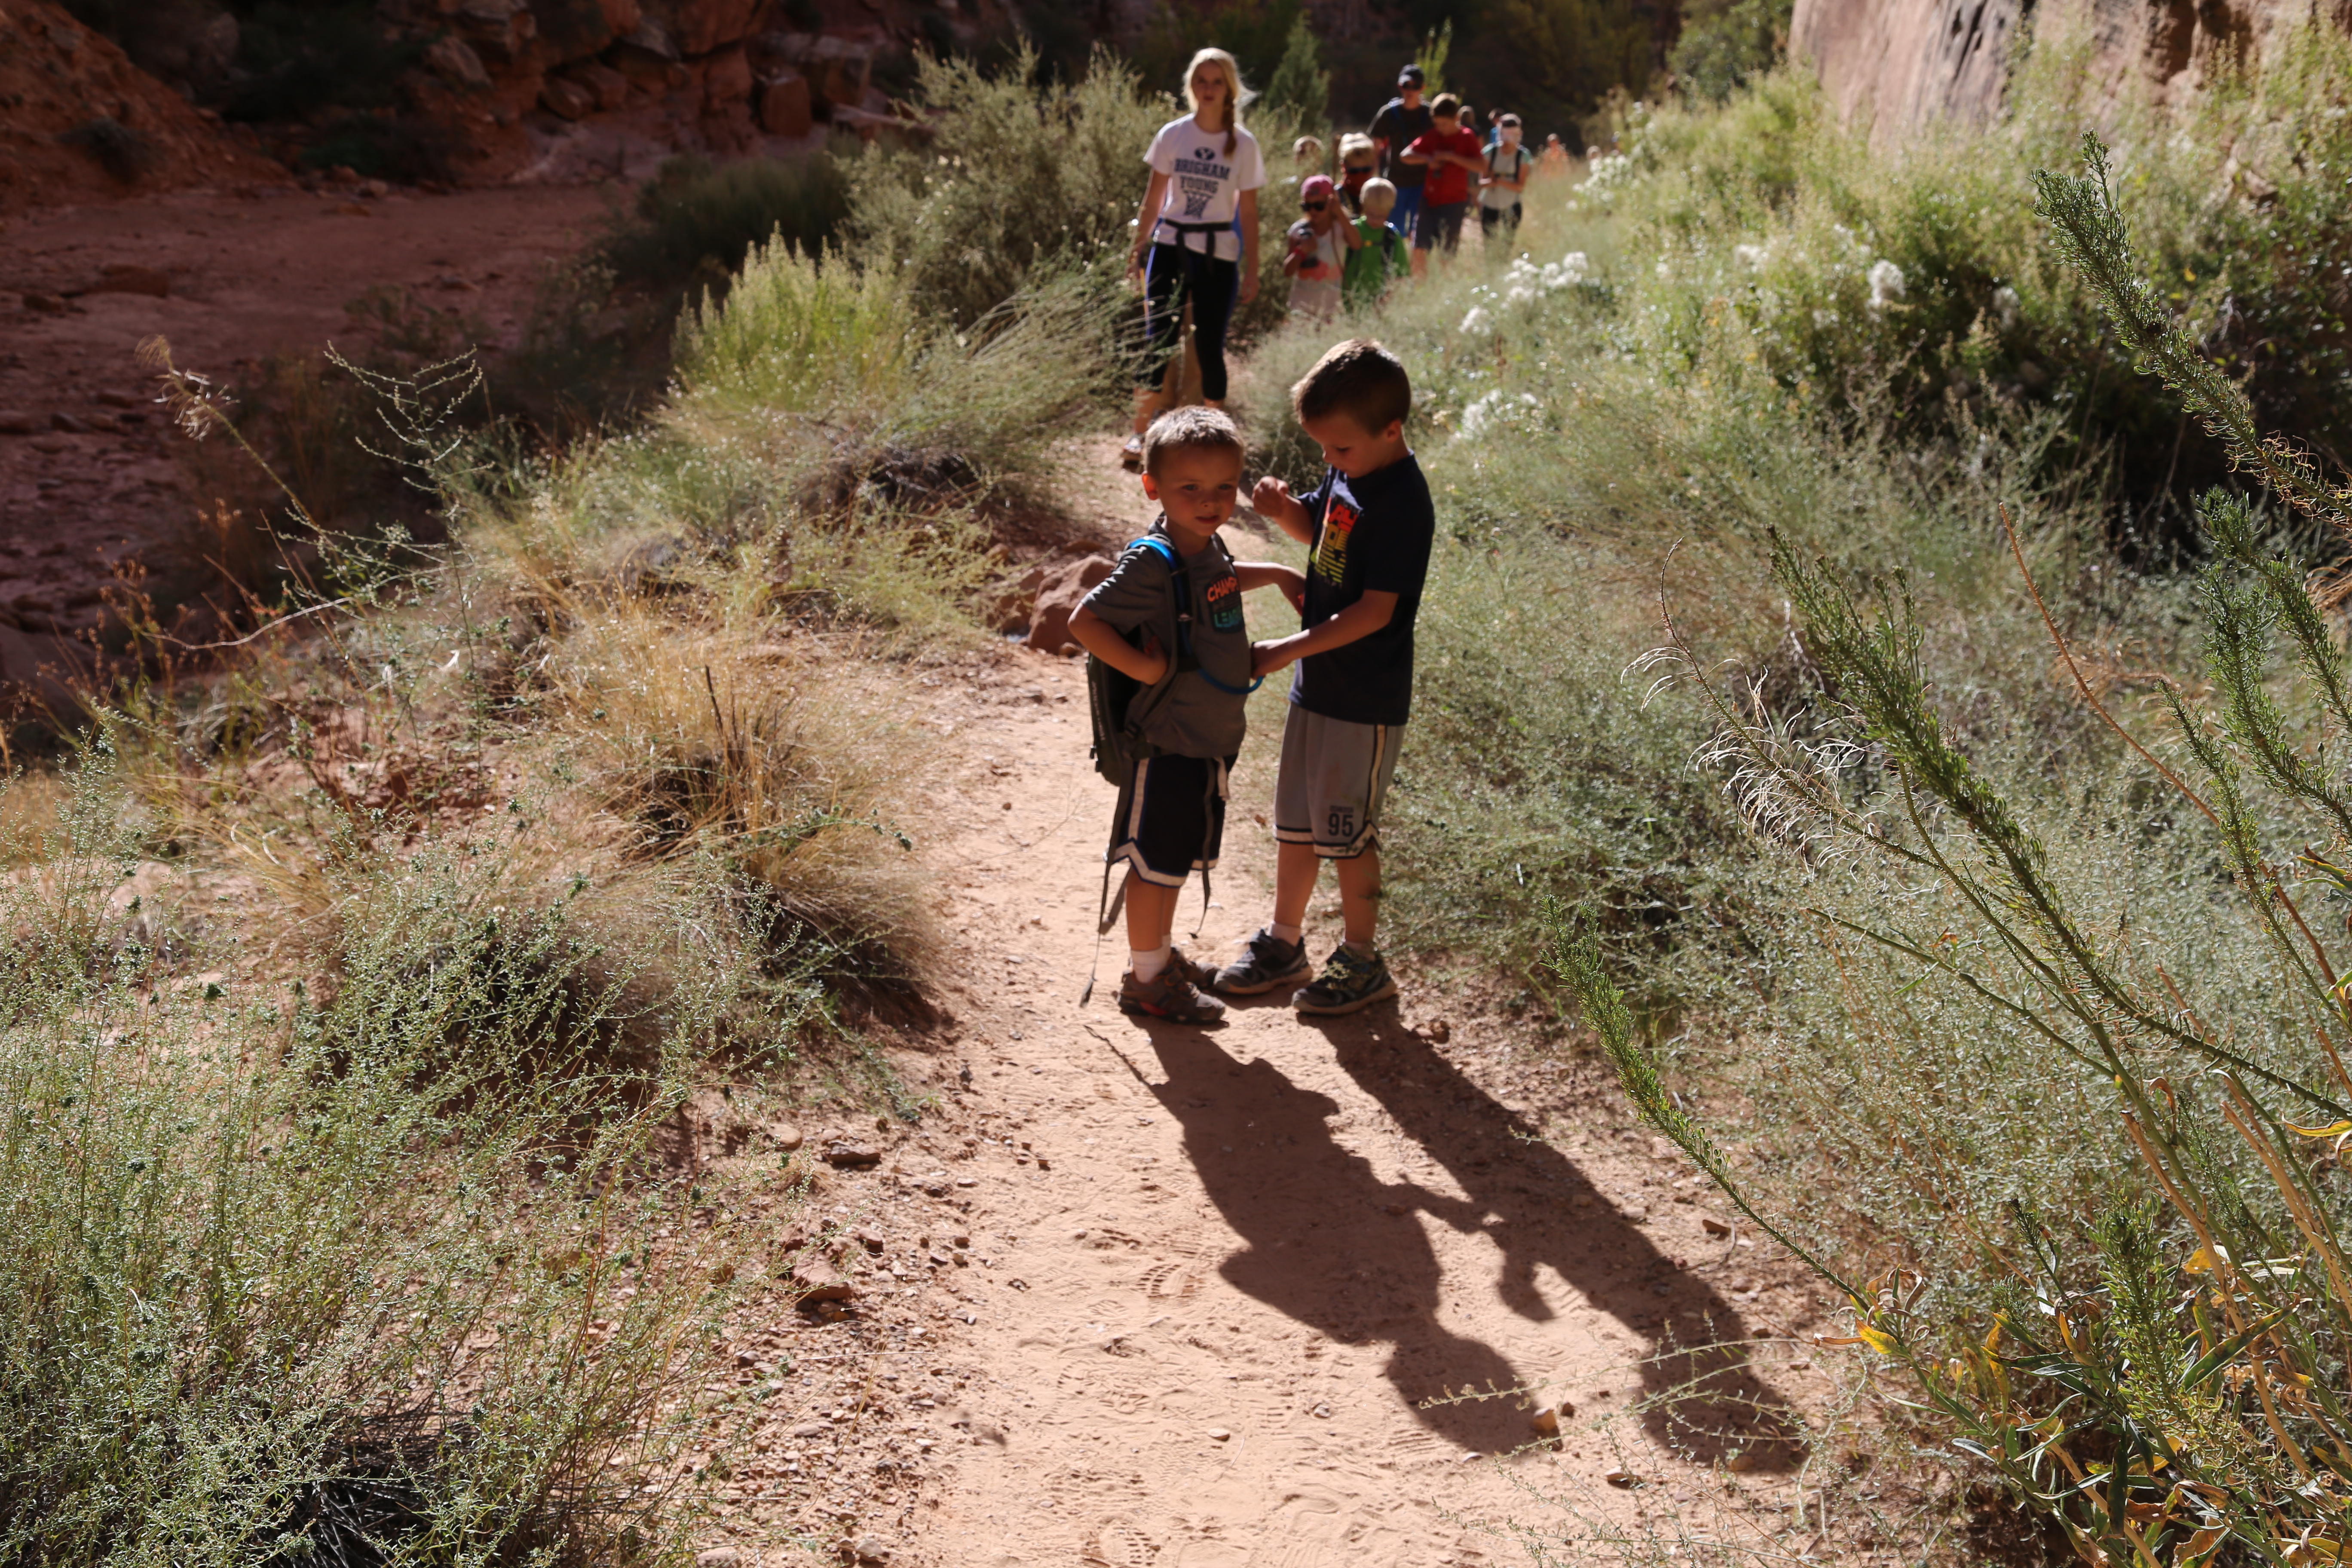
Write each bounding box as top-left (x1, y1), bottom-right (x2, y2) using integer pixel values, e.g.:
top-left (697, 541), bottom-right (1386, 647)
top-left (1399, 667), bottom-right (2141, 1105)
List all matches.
top-left (1141, 404), bottom-right (1245, 480)
top-left (1430, 92), bottom-right (1461, 121)
top-left (1292, 339), bottom-right (1411, 432)
top-left (1360, 178), bottom-right (1396, 214)
top-left (1292, 134), bottom-right (1323, 162)
top-left (1338, 132), bottom-right (1375, 162)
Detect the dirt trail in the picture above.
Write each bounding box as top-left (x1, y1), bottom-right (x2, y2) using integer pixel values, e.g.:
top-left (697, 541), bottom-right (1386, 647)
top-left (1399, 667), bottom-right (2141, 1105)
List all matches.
top-left (882, 487), bottom-right (1830, 1564)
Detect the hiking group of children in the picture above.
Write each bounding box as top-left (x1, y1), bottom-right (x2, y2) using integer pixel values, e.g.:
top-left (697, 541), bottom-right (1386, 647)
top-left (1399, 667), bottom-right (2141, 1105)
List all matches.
top-left (1121, 48), bottom-right (1555, 466)
top-left (1070, 340), bottom-right (1431, 1024)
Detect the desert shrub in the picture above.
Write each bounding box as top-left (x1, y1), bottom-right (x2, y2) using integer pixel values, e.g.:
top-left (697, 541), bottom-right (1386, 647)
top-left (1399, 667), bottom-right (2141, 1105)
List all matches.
top-left (1668, 0), bottom-right (1792, 104)
top-left (1563, 20), bottom-right (2352, 531)
top-left (598, 152), bottom-right (856, 304)
top-left (61, 116), bottom-right (158, 182)
top-left (673, 239), bottom-right (1115, 481)
top-left (0, 753), bottom-right (735, 1564)
top-left (845, 47), bottom-right (1164, 329)
top-left (1557, 135), bottom-right (2352, 1560)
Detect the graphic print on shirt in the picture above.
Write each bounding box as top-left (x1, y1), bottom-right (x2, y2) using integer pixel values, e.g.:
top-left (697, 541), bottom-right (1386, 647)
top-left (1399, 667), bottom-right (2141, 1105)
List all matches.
top-left (1175, 144), bottom-right (1231, 220)
top-left (1204, 570), bottom-right (1243, 631)
top-left (1314, 496), bottom-right (1358, 585)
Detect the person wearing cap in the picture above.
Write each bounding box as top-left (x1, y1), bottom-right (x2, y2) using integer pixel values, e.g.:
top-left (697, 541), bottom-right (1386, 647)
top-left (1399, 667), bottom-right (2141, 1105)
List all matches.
top-left (1366, 65), bottom-right (1433, 248)
top-left (1283, 172), bottom-right (1360, 324)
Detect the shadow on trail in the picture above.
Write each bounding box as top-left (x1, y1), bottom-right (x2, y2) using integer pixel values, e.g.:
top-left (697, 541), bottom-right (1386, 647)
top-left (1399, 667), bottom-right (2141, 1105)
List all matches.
top-left (1105, 1008), bottom-right (1803, 1467)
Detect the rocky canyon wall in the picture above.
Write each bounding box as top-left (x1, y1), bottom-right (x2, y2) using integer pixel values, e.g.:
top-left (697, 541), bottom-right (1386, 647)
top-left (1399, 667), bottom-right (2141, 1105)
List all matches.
top-left (1789, 0), bottom-right (2352, 133)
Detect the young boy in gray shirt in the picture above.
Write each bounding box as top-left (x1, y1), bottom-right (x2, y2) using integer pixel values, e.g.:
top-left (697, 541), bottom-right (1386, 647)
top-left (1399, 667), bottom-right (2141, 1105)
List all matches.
top-left (1070, 407), bottom-right (1304, 1024)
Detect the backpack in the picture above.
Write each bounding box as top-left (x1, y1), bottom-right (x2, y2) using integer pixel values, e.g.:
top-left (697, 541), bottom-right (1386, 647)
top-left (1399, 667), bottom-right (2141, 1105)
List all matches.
top-left (1078, 530), bottom-right (1263, 995)
top-left (1084, 531), bottom-right (1257, 784)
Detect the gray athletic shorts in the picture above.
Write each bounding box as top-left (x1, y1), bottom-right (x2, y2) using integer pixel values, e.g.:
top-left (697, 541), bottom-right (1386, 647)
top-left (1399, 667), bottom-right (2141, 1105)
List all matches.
top-left (1273, 705), bottom-right (1403, 859)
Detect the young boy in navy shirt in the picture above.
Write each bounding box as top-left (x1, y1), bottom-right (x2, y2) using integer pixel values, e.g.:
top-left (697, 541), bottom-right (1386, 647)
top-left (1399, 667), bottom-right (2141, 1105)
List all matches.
top-left (1213, 340), bottom-right (1434, 1014)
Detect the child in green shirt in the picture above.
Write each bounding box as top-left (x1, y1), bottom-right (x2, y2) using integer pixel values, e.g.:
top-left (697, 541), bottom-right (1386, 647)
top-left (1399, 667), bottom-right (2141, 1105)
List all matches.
top-left (1343, 178), bottom-right (1410, 312)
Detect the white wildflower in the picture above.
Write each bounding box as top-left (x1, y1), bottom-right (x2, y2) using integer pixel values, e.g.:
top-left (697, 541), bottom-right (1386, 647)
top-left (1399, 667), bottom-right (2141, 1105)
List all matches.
top-left (1867, 259), bottom-right (1906, 309)
top-left (1457, 389), bottom-right (1543, 441)
top-left (1992, 284), bottom-right (2021, 331)
top-left (1655, 260), bottom-right (1672, 280)
top-left (1461, 306), bottom-right (1492, 334)
top-left (1734, 243), bottom-right (1767, 270)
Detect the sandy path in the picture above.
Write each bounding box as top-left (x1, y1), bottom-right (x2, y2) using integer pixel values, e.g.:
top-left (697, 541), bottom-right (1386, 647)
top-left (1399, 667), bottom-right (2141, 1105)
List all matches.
top-left (889, 502), bottom-right (1825, 1564)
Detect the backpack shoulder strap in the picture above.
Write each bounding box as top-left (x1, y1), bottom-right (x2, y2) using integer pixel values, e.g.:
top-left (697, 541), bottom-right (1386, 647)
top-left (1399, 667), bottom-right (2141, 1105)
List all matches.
top-left (1126, 533), bottom-right (1195, 669)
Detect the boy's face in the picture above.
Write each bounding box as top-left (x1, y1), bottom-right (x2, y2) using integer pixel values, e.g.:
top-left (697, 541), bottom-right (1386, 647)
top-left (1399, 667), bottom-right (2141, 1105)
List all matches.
top-left (1142, 446), bottom-right (1243, 541)
top-left (1301, 411), bottom-right (1409, 479)
top-left (1363, 193), bottom-right (1395, 223)
top-left (1432, 112), bottom-right (1459, 135)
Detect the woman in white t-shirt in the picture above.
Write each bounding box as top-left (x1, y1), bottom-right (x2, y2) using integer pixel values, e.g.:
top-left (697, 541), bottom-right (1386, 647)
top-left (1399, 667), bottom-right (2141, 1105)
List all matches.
top-left (1122, 47), bottom-right (1264, 467)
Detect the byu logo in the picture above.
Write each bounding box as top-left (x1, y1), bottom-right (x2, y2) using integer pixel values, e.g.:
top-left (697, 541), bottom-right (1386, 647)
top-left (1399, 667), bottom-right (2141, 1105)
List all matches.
top-left (1195, 146), bottom-right (1214, 160)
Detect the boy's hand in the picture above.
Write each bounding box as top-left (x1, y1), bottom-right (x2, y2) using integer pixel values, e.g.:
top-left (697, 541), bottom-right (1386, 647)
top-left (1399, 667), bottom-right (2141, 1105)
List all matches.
top-left (1133, 633), bottom-right (1170, 686)
top-left (1250, 635), bottom-right (1305, 678)
top-left (1251, 475), bottom-right (1294, 517)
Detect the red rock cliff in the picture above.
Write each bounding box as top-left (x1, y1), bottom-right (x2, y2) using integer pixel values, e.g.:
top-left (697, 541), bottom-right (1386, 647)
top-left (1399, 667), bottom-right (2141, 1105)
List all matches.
top-left (1790, 0), bottom-right (2352, 132)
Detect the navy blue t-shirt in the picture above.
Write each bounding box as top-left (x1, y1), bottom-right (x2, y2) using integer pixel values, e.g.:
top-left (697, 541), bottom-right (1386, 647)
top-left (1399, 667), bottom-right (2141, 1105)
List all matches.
top-left (1290, 453), bottom-right (1435, 726)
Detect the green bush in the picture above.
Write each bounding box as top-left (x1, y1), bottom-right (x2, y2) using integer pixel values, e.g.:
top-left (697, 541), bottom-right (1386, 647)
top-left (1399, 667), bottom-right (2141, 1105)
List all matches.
top-left (1668, 0), bottom-right (1792, 104)
top-left (845, 48), bottom-right (1165, 331)
top-left (1564, 22), bottom-right (2352, 527)
top-left (599, 152), bottom-right (856, 304)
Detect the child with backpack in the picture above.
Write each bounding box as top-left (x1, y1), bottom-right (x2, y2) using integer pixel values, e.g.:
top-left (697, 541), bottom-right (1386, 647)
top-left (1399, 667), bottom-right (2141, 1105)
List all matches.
top-left (1479, 113), bottom-right (1534, 236)
top-left (1213, 340), bottom-right (1433, 1015)
top-left (1071, 407), bottom-right (1305, 1024)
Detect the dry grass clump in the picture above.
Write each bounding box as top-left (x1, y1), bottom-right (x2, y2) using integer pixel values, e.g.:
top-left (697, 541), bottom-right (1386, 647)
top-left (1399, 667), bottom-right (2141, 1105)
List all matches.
top-left (0, 754), bottom-right (739, 1566)
top-left (526, 597), bottom-right (937, 1000)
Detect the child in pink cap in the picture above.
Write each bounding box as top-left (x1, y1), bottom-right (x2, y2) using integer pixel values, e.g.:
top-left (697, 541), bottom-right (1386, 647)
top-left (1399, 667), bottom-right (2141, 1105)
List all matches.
top-left (1283, 174), bottom-right (1360, 323)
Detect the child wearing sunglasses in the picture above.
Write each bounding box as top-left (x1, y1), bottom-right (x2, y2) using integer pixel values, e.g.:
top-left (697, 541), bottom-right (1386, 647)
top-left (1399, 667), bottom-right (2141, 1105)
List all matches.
top-left (1283, 174), bottom-right (1361, 324)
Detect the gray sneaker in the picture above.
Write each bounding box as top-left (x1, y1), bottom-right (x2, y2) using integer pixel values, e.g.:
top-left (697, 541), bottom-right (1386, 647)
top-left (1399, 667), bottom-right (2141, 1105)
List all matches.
top-left (1211, 928), bottom-right (1312, 995)
top-left (1118, 965), bottom-right (1228, 1024)
top-left (1292, 946), bottom-right (1400, 1016)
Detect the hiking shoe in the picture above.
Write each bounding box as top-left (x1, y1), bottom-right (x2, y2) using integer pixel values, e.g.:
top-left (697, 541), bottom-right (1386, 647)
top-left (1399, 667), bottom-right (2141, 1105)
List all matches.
top-left (1211, 927), bottom-right (1312, 996)
top-left (1166, 947), bottom-right (1220, 989)
top-left (1118, 965), bottom-right (1228, 1024)
top-left (1292, 946), bottom-right (1400, 1016)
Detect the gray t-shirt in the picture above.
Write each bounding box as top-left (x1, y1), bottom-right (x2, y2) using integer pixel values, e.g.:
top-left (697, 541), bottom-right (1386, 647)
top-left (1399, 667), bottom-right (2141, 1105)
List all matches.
top-left (1078, 523), bottom-right (1253, 759)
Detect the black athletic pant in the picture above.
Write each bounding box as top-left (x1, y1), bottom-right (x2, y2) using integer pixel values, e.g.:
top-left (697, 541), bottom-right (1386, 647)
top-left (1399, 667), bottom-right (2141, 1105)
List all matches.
top-left (1137, 242), bottom-right (1239, 404)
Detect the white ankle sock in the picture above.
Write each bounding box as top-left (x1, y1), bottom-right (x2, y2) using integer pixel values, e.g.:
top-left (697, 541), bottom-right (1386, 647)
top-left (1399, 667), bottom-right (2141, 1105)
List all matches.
top-left (1269, 922), bottom-right (1304, 945)
top-left (1131, 946), bottom-right (1171, 983)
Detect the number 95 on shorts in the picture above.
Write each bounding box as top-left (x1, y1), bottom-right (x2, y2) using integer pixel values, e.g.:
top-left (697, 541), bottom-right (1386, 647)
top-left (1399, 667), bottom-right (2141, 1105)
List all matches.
top-left (1271, 707), bottom-right (1403, 860)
